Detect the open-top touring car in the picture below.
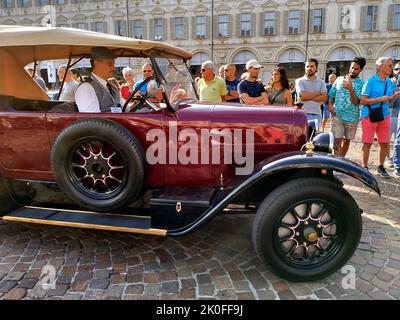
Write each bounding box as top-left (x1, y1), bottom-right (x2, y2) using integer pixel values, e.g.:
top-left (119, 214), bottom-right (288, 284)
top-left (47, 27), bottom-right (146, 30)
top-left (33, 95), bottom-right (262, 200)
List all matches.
top-left (0, 26), bottom-right (380, 281)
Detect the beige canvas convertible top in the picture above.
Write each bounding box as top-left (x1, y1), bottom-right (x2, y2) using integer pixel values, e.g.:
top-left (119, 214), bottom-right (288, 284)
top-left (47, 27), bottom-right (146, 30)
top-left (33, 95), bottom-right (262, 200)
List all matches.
top-left (0, 25), bottom-right (192, 100)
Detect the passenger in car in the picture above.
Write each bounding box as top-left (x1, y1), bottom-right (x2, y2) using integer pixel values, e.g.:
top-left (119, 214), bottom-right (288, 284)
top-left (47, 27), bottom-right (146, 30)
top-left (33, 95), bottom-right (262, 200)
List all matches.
top-left (74, 47), bottom-right (125, 112)
top-left (133, 63), bottom-right (163, 103)
top-left (120, 66), bottom-right (135, 100)
top-left (57, 65), bottom-right (79, 101)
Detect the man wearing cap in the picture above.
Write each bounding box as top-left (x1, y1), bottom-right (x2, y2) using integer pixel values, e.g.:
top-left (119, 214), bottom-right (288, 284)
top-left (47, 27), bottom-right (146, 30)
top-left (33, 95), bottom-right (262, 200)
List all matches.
top-left (198, 61), bottom-right (228, 103)
top-left (75, 47), bottom-right (124, 112)
top-left (238, 60), bottom-right (269, 105)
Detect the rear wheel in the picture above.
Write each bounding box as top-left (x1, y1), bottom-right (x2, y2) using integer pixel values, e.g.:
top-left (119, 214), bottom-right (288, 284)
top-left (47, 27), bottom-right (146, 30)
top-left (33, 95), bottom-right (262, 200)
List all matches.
top-left (51, 119), bottom-right (145, 212)
top-left (252, 177), bottom-right (361, 282)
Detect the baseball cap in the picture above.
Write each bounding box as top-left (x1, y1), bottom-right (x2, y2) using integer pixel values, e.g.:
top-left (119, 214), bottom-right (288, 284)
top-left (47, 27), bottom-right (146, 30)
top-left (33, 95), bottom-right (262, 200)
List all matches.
top-left (91, 47), bottom-right (116, 59)
top-left (246, 60), bottom-right (263, 70)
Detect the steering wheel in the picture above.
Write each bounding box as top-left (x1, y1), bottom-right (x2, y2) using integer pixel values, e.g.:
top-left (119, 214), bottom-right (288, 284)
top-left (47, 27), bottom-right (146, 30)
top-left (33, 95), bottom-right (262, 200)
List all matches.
top-left (122, 76), bottom-right (154, 112)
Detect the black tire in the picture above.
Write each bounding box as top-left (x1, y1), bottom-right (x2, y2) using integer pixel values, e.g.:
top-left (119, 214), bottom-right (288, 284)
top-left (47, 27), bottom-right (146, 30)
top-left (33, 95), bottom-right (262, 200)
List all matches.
top-left (51, 119), bottom-right (145, 212)
top-left (252, 177), bottom-right (361, 282)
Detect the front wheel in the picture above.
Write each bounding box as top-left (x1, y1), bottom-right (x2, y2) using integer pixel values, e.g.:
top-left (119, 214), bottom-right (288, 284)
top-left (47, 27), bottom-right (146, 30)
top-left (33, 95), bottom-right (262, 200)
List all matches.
top-left (252, 177), bottom-right (362, 282)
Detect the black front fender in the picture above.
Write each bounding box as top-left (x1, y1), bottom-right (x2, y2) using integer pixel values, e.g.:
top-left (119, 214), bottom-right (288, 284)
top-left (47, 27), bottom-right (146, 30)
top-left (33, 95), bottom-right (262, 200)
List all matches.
top-left (167, 152), bottom-right (380, 236)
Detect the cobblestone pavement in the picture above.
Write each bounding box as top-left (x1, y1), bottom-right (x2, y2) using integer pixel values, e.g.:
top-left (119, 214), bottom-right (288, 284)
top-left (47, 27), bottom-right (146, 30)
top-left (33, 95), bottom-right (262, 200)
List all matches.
top-left (0, 123), bottom-right (399, 300)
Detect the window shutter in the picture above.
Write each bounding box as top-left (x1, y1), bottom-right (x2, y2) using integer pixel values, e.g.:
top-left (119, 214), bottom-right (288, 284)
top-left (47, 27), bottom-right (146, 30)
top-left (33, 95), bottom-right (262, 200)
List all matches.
top-left (213, 15), bottom-right (218, 38)
top-left (171, 17), bottom-right (176, 40)
top-left (284, 11), bottom-right (289, 34)
top-left (183, 17), bottom-right (188, 40)
top-left (259, 12), bottom-right (264, 36)
top-left (103, 21), bottom-right (108, 34)
top-left (90, 22), bottom-right (95, 31)
top-left (236, 13), bottom-right (241, 37)
top-left (299, 10), bottom-right (304, 34)
top-left (309, 9), bottom-right (314, 33)
top-left (373, 6), bottom-right (378, 31)
top-left (149, 18), bottom-right (154, 40)
top-left (228, 14), bottom-right (233, 37)
top-left (388, 4), bottom-right (394, 30)
top-left (275, 11), bottom-right (280, 35)
top-left (321, 8), bottom-right (326, 33)
top-left (191, 16), bottom-right (196, 38)
top-left (205, 15), bottom-right (210, 39)
top-left (360, 6), bottom-right (367, 31)
top-left (142, 19), bottom-right (147, 39)
top-left (162, 18), bottom-right (167, 40)
top-left (251, 13), bottom-right (256, 36)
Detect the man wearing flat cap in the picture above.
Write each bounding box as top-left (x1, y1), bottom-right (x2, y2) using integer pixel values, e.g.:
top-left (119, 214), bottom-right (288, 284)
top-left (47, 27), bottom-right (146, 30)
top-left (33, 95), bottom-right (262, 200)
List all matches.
top-left (238, 60), bottom-right (269, 105)
top-left (75, 47), bottom-right (124, 112)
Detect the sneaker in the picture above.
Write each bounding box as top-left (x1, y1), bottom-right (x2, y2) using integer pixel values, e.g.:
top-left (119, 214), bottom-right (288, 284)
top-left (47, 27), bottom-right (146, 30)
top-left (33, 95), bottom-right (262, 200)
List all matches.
top-left (375, 165), bottom-right (390, 179)
top-left (394, 170), bottom-right (400, 178)
top-left (384, 158), bottom-right (394, 169)
top-left (363, 166), bottom-right (369, 172)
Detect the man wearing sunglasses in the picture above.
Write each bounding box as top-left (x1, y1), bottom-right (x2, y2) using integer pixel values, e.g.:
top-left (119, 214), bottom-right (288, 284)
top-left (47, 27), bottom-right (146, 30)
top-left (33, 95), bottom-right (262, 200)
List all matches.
top-left (133, 63), bottom-right (163, 102)
top-left (197, 61), bottom-right (227, 103)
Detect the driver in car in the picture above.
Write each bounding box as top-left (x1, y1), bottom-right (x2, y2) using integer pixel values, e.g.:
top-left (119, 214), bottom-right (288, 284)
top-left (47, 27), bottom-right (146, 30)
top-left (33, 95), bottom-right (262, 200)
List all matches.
top-left (75, 47), bottom-right (125, 112)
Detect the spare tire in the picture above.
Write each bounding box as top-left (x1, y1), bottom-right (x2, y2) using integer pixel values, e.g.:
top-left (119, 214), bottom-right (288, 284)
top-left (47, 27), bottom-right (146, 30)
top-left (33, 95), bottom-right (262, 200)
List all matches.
top-left (51, 119), bottom-right (145, 212)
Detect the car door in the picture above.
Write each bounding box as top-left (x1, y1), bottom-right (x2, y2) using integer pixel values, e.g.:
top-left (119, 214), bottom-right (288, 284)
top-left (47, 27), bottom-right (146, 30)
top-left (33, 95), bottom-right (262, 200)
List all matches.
top-left (0, 109), bottom-right (52, 181)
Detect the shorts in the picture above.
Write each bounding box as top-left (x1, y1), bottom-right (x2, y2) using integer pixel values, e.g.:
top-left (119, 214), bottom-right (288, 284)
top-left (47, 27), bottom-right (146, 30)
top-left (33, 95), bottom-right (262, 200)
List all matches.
top-left (361, 116), bottom-right (390, 144)
top-left (331, 116), bottom-right (358, 140)
top-left (322, 104), bottom-right (330, 119)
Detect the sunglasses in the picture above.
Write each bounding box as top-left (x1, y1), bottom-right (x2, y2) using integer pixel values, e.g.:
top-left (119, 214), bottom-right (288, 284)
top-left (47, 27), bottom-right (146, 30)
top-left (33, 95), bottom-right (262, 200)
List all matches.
top-left (201, 69), bottom-right (207, 72)
top-left (395, 68), bottom-right (399, 71)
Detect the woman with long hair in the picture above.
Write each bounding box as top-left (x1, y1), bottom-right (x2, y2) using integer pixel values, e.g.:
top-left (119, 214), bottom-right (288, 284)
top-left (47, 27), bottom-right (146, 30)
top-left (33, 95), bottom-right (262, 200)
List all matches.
top-left (266, 66), bottom-right (293, 106)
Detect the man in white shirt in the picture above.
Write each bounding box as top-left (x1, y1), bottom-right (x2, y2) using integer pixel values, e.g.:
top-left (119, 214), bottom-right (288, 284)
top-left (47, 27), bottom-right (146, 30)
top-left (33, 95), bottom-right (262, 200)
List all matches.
top-left (75, 47), bottom-right (124, 112)
top-left (295, 58), bottom-right (327, 129)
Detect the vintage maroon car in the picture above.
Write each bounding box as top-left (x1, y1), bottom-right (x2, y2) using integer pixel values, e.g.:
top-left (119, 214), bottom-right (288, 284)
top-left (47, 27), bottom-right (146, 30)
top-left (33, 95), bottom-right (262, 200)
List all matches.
top-left (0, 26), bottom-right (380, 281)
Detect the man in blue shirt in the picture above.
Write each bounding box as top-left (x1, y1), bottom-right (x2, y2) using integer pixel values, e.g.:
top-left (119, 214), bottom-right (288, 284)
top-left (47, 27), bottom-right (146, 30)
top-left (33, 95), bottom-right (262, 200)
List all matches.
top-left (133, 63), bottom-right (163, 102)
top-left (223, 64), bottom-right (241, 103)
top-left (360, 57), bottom-right (396, 178)
top-left (391, 62), bottom-right (400, 177)
top-left (238, 60), bottom-right (269, 105)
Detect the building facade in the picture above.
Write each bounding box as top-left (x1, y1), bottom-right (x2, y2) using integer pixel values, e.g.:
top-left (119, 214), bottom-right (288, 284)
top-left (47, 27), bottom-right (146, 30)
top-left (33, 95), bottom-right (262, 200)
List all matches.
top-left (1, 0), bottom-right (400, 81)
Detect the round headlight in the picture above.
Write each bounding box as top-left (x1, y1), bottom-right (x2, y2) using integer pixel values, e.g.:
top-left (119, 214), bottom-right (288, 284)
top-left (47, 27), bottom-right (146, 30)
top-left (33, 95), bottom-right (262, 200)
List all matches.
top-left (312, 132), bottom-right (334, 154)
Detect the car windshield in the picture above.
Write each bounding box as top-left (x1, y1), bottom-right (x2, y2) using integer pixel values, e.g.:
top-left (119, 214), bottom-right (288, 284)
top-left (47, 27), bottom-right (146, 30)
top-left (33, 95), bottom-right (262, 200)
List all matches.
top-left (154, 57), bottom-right (198, 106)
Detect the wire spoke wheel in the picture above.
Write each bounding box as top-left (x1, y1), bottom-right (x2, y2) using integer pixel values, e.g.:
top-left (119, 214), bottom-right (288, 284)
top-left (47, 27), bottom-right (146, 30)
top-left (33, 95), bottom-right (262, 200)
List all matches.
top-left (51, 119), bottom-right (145, 212)
top-left (69, 139), bottom-right (127, 198)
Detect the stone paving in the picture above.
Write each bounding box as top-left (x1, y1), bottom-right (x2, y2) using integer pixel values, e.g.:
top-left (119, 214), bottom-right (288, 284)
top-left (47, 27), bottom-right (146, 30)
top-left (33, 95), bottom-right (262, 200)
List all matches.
top-left (0, 123), bottom-right (399, 300)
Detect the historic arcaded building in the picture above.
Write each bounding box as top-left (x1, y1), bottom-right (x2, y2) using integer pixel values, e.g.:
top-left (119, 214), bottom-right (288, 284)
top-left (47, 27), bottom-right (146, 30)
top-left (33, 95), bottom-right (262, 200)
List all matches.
top-left (1, 0), bottom-right (399, 81)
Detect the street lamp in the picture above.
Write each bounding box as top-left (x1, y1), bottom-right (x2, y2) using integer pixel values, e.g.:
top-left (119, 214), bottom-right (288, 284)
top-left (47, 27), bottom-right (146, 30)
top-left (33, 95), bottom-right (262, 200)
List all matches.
top-left (305, 0), bottom-right (311, 61)
top-left (126, 0), bottom-right (130, 37)
top-left (211, 0), bottom-right (214, 61)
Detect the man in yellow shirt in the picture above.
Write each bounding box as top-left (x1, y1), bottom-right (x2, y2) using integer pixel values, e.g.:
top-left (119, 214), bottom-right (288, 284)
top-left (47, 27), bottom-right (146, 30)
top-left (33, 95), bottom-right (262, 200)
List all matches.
top-left (198, 61), bottom-right (228, 103)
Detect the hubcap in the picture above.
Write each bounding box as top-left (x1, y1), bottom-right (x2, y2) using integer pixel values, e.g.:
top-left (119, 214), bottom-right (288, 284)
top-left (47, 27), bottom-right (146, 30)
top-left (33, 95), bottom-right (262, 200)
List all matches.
top-left (69, 140), bottom-right (126, 197)
top-left (275, 201), bottom-right (343, 267)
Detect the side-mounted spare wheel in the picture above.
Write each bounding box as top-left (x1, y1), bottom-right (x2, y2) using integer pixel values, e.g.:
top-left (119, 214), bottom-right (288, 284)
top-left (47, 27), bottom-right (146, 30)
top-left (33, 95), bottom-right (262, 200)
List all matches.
top-left (51, 119), bottom-right (145, 212)
top-left (252, 177), bottom-right (362, 282)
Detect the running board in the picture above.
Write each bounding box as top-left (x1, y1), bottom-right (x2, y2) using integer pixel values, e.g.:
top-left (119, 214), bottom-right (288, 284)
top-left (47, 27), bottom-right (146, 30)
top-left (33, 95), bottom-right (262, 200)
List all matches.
top-left (2, 206), bottom-right (167, 236)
